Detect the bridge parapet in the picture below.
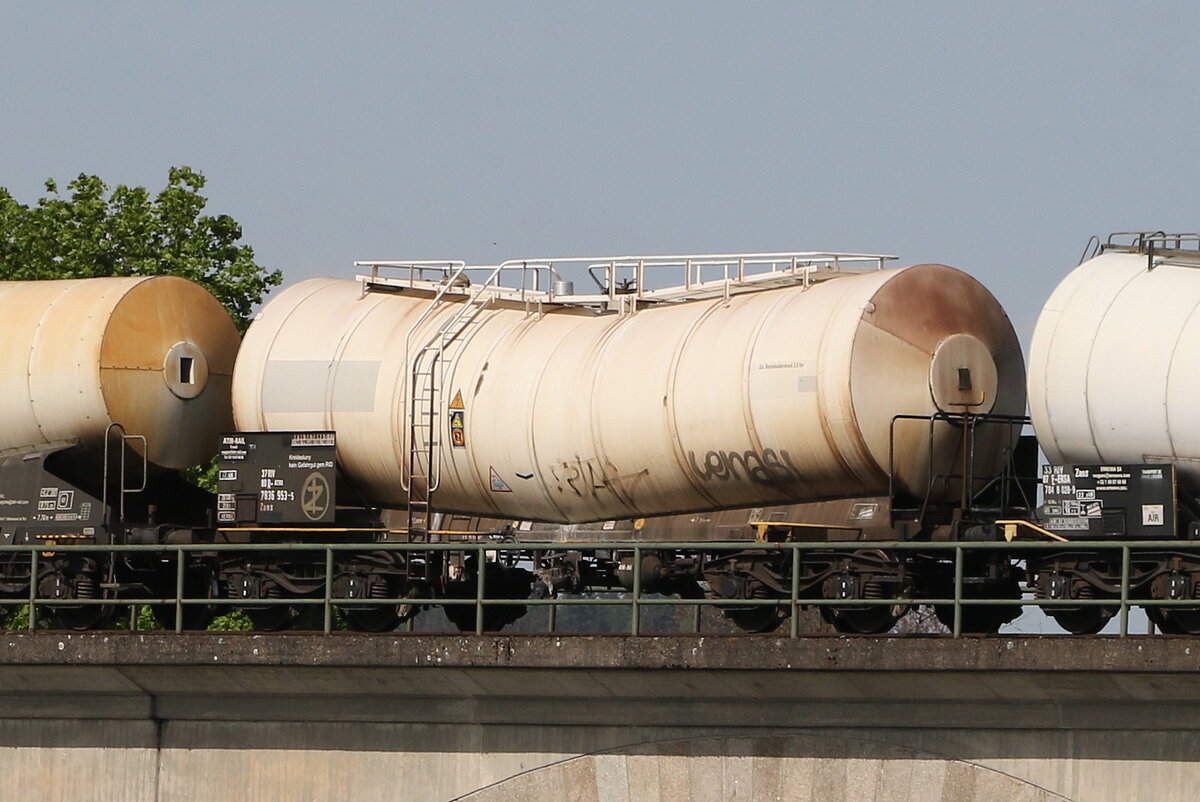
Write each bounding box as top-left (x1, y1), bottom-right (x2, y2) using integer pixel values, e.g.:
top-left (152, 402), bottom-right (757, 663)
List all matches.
top-left (1, 634), bottom-right (1198, 801)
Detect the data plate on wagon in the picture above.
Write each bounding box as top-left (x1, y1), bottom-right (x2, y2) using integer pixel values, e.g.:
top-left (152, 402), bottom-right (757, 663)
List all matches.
top-left (217, 432), bottom-right (337, 524)
top-left (1040, 464), bottom-right (1175, 538)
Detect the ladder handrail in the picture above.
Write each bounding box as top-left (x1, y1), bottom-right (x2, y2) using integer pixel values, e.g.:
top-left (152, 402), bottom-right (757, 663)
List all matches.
top-left (401, 265), bottom-right (471, 493)
top-left (102, 423), bottom-right (148, 530)
top-left (402, 262), bottom-right (509, 533)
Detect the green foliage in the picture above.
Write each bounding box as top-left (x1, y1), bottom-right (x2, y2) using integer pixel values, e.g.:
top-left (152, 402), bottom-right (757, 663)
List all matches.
top-left (184, 457), bottom-right (220, 493)
top-left (0, 167), bottom-right (281, 332)
top-left (206, 609), bottom-right (255, 631)
top-left (110, 605), bottom-right (165, 632)
top-left (4, 604), bottom-right (51, 630)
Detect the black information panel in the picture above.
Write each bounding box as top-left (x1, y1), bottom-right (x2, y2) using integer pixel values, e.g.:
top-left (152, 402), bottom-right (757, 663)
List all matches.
top-left (1040, 463), bottom-right (1175, 538)
top-left (217, 432), bottom-right (337, 524)
top-left (0, 447), bottom-right (104, 541)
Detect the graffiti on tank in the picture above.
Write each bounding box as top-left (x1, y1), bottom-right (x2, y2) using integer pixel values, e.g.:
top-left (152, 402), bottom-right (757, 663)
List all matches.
top-left (551, 457), bottom-right (649, 505)
top-left (688, 447), bottom-right (801, 485)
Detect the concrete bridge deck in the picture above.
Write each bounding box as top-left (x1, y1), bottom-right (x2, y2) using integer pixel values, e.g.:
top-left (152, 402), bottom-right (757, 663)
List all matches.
top-left (2, 633), bottom-right (1198, 800)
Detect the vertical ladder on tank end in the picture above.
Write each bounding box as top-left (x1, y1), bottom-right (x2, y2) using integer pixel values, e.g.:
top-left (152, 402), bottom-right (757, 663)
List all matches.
top-left (403, 263), bottom-right (507, 538)
top-left (102, 423), bottom-right (148, 535)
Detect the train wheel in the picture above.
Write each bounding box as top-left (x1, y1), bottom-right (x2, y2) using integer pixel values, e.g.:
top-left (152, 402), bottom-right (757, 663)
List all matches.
top-left (1155, 608), bottom-right (1200, 635)
top-left (1037, 573), bottom-right (1114, 634)
top-left (443, 602), bottom-right (523, 633)
top-left (1146, 607), bottom-right (1188, 634)
top-left (152, 604), bottom-right (216, 631)
top-left (820, 573), bottom-right (904, 634)
top-left (1046, 607), bottom-right (1113, 635)
top-left (334, 572), bottom-right (402, 632)
top-left (723, 580), bottom-right (786, 634)
top-left (821, 603), bottom-right (904, 634)
top-left (704, 569), bottom-right (786, 634)
top-left (934, 577), bottom-right (1022, 635)
top-left (151, 566), bottom-right (218, 631)
top-left (443, 562), bottom-right (532, 632)
top-left (54, 604), bottom-right (115, 631)
top-left (1148, 572), bottom-right (1200, 634)
top-left (39, 568), bottom-right (113, 631)
top-left (244, 604), bottom-right (298, 631)
top-left (344, 606), bottom-right (400, 632)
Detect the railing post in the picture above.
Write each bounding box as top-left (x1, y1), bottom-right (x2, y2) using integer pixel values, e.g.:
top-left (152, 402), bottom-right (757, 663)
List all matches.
top-left (28, 549), bottom-right (38, 632)
top-left (175, 548), bottom-right (185, 633)
top-left (789, 546), bottom-right (801, 638)
top-left (631, 546), bottom-right (641, 636)
top-left (475, 546), bottom-right (486, 636)
top-left (1119, 546), bottom-right (1131, 637)
top-left (953, 546), bottom-right (963, 638)
top-left (324, 547), bottom-right (334, 635)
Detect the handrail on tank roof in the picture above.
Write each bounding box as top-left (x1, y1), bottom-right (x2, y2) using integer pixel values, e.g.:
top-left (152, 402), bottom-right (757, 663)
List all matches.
top-left (355, 251), bottom-right (898, 310)
top-left (1102, 231), bottom-right (1200, 253)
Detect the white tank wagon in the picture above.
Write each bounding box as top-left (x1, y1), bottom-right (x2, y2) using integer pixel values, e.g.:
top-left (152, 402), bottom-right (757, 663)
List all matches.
top-left (0, 275), bottom-right (240, 469)
top-left (232, 253), bottom-right (1025, 524)
top-left (1026, 232), bottom-right (1200, 635)
top-left (1030, 233), bottom-right (1200, 481)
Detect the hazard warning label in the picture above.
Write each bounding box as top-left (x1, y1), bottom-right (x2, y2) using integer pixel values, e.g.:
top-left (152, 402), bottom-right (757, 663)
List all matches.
top-left (450, 410), bottom-right (466, 448)
top-left (489, 467), bottom-right (512, 493)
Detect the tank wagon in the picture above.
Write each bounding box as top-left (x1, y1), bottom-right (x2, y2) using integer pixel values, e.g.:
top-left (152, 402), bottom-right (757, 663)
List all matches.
top-left (1027, 232), bottom-right (1200, 633)
top-left (0, 276), bottom-right (239, 628)
top-left (225, 252), bottom-right (1030, 633)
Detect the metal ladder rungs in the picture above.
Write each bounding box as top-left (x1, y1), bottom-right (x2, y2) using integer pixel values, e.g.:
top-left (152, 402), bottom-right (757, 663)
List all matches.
top-left (405, 262), bottom-right (506, 534)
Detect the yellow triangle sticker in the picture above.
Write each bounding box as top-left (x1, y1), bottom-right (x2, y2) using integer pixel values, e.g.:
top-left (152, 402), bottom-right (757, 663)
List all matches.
top-left (449, 390), bottom-right (465, 410)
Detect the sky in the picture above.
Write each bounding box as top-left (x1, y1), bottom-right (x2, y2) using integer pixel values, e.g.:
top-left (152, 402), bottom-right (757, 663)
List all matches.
top-left (4, 2), bottom-right (1199, 351)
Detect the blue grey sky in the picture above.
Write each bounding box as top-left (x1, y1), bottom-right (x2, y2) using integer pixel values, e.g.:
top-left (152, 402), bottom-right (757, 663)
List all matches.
top-left (3, 2), bottom-right (1198, 347)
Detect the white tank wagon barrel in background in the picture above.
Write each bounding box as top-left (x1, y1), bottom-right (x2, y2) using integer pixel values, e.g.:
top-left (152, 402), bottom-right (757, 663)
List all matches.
top-left (1030, 233), bottom-right (1200, 479)
top-left (232, 252), bottom-right (1026, 525)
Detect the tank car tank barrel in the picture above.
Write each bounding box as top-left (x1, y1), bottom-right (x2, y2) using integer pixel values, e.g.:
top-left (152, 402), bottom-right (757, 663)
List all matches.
top-left (234, 253), bottom-right (1025, 524)
top-left (1030, 235), bottom-right (1200, 478)
top-left (0, 276), bottom-right (240, 468)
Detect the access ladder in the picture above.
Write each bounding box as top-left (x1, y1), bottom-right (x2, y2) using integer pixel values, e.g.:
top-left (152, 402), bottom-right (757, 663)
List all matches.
top-left (402, 263), bottom-right (507, 538)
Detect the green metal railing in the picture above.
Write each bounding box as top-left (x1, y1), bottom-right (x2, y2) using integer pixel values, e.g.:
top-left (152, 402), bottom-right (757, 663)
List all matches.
top-left (6, 538), bottom-right (1200, 636)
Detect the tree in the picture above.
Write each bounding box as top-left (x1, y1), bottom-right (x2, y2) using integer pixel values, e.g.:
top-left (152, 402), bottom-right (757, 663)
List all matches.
top-left (0, 168), bottom-right (281, 491)
top-left (0, 166), bottom-right (281, 332)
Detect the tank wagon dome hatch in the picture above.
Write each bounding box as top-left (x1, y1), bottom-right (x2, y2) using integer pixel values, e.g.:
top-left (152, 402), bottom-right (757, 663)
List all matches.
top-left (233, 251), bottom-right (1024, 524)
top-left (0, 275), bottom-right (240, 469)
